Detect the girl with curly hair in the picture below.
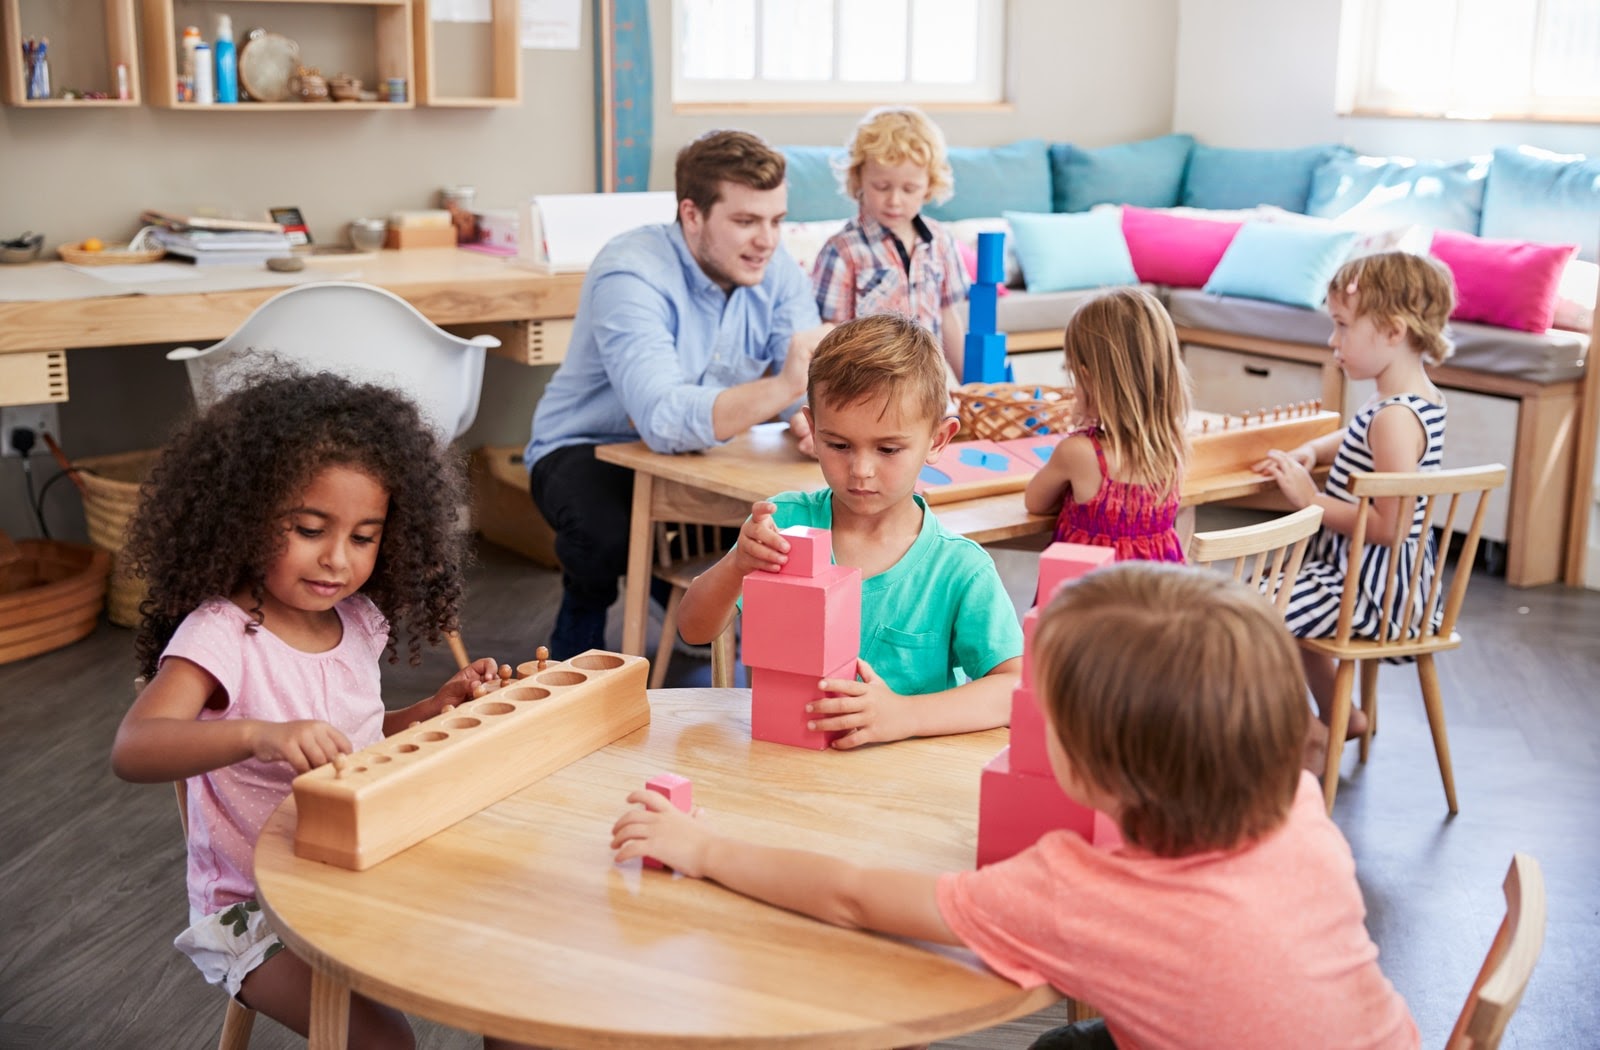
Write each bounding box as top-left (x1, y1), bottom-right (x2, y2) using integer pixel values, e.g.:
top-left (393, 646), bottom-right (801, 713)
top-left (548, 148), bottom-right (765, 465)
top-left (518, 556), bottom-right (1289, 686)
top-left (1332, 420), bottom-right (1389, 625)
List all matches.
top-left (112, 368), bottom-right (504, 1049)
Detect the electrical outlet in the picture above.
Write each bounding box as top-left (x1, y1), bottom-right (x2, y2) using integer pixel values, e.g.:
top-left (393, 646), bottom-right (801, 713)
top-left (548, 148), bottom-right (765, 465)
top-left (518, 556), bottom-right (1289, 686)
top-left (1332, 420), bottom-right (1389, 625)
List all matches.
top-left (1, 403), bottom-right (61, 457)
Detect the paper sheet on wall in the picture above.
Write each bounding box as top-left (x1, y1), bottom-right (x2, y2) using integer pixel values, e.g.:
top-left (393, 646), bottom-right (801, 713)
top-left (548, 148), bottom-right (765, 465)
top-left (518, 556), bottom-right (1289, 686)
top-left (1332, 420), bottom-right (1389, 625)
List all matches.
top-left (431, 0), bottom-right (491, 21)
top-left (522, 0), bottom-right (581, 49)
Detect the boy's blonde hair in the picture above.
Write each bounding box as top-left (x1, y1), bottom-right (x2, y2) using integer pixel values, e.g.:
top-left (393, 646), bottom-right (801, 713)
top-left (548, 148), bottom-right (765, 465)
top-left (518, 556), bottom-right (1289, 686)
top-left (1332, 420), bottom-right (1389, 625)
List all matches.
top-left (675, 129), bottom-right (787, 219)
top-left (1034, 563), bottom-right (1309, 857)
top-left (808, 314), bottom-right (948, 426)
top-left (1327, 251), bottom-right (1457, 366)
top-left (1063, 288), bottom-right (1191, 495)
top-left (840, 106), bottom-right (955, 205)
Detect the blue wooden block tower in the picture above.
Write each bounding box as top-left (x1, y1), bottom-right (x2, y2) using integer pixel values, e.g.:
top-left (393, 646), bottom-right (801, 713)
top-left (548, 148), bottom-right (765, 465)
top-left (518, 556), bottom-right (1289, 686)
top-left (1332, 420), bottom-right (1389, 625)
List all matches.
top-left (963, 231), bottom-right (1013, 384)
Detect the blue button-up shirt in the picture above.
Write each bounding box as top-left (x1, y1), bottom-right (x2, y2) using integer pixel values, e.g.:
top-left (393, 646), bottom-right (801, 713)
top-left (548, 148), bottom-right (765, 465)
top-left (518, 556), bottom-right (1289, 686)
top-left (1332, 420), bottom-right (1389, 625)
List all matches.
top-left (525, 222), bottom-right (821, 465)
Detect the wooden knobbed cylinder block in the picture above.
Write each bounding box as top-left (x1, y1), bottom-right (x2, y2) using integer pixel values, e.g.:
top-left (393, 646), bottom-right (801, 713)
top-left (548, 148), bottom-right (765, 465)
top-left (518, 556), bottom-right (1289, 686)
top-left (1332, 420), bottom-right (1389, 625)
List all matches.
top-left (292, 649), bottom-right (649, 870)
top-left (1187, 410), bottom-right (1340, 478)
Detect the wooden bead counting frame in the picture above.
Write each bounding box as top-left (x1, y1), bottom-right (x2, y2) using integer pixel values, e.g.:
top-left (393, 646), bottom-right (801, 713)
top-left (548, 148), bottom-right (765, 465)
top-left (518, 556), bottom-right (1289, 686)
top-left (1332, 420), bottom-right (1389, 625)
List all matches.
top-left (291, 648), bottom-right (650, 871)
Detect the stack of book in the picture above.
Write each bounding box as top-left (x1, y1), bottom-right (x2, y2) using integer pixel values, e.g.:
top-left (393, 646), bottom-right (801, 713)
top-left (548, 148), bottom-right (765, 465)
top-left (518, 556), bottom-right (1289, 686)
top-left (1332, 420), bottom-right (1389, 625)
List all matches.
top-left (140, 210), bottom-right (294, 267)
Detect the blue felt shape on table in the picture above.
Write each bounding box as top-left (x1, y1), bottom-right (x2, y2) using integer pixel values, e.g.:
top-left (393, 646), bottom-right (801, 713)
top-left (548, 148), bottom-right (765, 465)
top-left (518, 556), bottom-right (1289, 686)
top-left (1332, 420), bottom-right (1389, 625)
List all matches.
top-left (958, 448), bottom-right (1012, 472)
top-left (920, 465), bottom-right (952, 486)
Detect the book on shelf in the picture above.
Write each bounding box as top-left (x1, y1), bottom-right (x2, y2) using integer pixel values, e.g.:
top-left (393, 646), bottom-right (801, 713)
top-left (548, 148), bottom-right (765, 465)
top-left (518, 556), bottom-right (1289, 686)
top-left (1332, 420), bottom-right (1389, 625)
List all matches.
top-left (140, 209), bottom-right (285, 234)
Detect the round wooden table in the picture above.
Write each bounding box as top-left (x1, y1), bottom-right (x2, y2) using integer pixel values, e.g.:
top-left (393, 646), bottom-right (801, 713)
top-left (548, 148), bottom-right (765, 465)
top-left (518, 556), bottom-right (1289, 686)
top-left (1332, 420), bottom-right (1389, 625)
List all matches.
top-left (255, 688), bottom-right (1059, 1048)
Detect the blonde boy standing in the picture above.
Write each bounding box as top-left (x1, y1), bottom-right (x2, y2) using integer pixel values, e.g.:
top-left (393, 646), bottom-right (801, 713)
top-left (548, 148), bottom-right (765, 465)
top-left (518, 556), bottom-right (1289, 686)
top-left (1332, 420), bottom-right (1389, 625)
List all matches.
top-left (678, 315), bottom-right (1021, 746)
top-left (812, 107), bottom-right (971, 379)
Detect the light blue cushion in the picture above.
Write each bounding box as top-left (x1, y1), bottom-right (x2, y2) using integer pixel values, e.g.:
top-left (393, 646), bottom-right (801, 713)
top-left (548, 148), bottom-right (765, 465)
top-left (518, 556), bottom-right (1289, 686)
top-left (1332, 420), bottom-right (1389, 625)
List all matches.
top-left (780, 146), bottom-right (854, 223)
top-left (1049, 134), bottom-right (1195, 212)
top-left (1182, 144), bottom-right (1348, 212)
top-left (925, 139), bottom-right (1053, 222)
top-left (1307, 154), bottom-right (1488, 233)
top-left (1203, 222), bottom-right (1356, 309)
top-left (1480, 146), bottom-right (1600, 263)
top-left (1003, 209), bottom-right (1138, 293)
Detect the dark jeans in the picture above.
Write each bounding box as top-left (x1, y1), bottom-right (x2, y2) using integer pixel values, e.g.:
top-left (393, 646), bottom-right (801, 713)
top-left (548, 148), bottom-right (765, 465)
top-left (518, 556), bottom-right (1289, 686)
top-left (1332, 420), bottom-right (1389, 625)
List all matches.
top-left (1029, 1019), bottom-right (1116, 1050)
top-left (528, 443), bottom-right (637, 659)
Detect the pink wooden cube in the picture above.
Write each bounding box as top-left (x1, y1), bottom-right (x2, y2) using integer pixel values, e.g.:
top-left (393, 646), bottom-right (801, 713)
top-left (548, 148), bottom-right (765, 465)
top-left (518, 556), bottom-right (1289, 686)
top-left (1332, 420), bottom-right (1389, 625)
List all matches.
top-left (750, 657), bottom-right (857, 750)
top-left (1036, 542), bottom-right (1115, 607)
top-left (1021, 606), bottom-right (1041, 691)
top-left (777, 525), bottom-right (832, 578)
top-left (977, 748), bottom-right (1119, 867)
top-left (742, 564), bottom-right (861, 676)
top-left (1009, 684), bottom-right (1051, 777)
top-left (643, 773), bottom-right (694, 869)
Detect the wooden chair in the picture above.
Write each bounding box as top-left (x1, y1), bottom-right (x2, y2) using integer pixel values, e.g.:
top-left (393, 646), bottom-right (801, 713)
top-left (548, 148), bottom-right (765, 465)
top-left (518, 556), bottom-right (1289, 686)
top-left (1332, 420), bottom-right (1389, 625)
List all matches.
top-left (174, 783), bottom-right (257, 1050)
top-left (1302, 464), bottom-right (1507, 813)
top-left (1447, 853), bottom-right (1547, 1049)
top-left (1187, 505), bottom-right (1324, 613)
top-left (168, 281), bottom-right (495, 672)
top-left (650, 522), bottom-right (735, 689)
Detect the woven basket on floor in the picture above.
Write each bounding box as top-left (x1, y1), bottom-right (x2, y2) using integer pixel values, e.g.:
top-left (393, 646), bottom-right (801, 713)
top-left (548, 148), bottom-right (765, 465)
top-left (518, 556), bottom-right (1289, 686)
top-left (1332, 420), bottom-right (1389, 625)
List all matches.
top-left (74, 450), bottom-right (159, 628)
top-left (954, 382), bottom-right (1077, 442)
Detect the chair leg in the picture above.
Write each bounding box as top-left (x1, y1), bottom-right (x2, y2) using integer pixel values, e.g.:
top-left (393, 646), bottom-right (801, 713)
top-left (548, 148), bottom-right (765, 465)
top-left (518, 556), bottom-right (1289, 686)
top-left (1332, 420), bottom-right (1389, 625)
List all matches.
top-left (1358, 660), bottom-right (1380, 764)
top-left (650, 588), bottom-right (684, 690)
top-left (711, 620), bottom-right (736, 689)
top-left (218, 999), bottom-right (255, 1050)
top-left (446, 631), bottom-right (470, 672)
top-left (1323, 659), bottom-right (1357, 813)
top-left (1416, 653), bottom-right (1459, 815)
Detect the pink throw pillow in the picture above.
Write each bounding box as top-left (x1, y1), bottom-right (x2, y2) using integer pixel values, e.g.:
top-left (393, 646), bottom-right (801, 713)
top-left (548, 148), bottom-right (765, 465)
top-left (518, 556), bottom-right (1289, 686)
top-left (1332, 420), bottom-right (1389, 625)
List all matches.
top-left (1121, 205), bottom-right (1242, 287)
top-left (1429, 229), bottom-right (1578, 334)
top-left (959, 239), bottom-right (1010, 296)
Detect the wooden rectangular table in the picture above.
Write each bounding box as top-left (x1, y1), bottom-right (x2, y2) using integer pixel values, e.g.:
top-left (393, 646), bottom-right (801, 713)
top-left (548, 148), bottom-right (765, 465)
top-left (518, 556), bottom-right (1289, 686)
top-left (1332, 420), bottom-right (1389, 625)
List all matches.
top-left (595, 419), bottom-right (1333, 658)
top-left (254, 687), bottom-right (1060, 1049)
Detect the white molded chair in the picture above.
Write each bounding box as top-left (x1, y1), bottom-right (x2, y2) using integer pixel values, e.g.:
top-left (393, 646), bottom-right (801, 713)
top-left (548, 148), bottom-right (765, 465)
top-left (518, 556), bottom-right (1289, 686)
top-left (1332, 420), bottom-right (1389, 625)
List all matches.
top-left (168, 281), bottom-right (498, 445)
top-left (168, 282), bottom-right (499, 669)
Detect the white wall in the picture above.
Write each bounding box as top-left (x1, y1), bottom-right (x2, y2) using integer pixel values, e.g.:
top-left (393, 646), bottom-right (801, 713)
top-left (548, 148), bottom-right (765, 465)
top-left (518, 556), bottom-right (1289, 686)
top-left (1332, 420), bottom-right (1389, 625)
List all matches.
top-left (1173, 0), bottom-right (1600, 158)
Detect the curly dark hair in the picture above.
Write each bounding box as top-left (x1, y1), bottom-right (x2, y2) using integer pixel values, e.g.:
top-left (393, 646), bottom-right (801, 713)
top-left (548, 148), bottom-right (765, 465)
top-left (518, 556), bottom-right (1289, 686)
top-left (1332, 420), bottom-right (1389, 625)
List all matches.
top-left (125, 367), bottom-right (469, 679)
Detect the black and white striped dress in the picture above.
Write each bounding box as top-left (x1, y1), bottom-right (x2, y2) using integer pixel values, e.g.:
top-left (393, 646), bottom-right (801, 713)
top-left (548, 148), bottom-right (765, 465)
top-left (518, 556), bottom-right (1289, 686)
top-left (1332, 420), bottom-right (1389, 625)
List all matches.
top-left (1284, 393), bottom-right (1448, 649)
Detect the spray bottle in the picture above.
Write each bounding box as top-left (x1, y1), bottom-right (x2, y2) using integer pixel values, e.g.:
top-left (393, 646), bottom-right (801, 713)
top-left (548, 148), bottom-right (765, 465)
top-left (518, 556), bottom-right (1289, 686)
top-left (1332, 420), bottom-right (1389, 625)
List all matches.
top-left (214, 15), bottom-right (238, 103)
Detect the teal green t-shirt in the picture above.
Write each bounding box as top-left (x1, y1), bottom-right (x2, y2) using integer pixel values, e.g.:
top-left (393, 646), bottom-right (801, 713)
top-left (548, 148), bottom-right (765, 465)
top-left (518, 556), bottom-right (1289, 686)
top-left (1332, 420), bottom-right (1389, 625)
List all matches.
top-left (765, 489), bottom-right (1023, 696)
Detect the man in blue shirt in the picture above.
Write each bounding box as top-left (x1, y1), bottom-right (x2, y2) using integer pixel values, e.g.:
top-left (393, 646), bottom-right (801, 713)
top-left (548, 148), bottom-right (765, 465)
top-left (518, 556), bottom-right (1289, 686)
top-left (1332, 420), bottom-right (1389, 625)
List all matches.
top-left (527, 130), bottom-right (829, 658)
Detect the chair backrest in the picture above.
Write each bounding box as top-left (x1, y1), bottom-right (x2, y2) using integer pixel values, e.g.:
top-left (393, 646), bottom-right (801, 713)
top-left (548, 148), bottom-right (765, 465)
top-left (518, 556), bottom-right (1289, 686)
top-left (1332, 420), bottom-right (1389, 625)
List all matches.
top-left (654, 521), bottom-right (725, 577)
top-left (1332, 465), bottom-right (1508, 651)
top-left (1188, 505), bottom-right (1324, 613)
top-left (1446, 853), bottom-right (1547, 1049)
top-left (167, 282), bottom-right (499, 443)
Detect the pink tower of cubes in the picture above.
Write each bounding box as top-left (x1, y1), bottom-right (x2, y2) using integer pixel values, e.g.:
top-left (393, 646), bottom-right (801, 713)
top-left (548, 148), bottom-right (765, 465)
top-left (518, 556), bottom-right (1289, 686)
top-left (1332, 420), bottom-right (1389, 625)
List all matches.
top-left (741, 526), bottom-right (863, 749)
top-left (977, 542), bottom-right (1123, 867)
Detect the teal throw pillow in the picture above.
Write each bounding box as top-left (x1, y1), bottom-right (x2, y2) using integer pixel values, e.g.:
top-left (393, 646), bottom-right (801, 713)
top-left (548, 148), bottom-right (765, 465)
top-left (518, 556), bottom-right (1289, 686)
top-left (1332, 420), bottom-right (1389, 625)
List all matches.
top-left (1003, 209), bottom-right (1138, 293)
top-left (1203, 221), bottom-right (1357, 310)
top-left (925, 139), bottom-right (1052, 222)
top-left (780, 146), bottom-right (854, 223)
top-left (1480, 146), bottom-right (1600, 263)
top-left (1182, 144), bottom-right (1349, 212)
top-left (1308, 154), bottom-right (1489, 233)
top-left (1049, 134), bottom-right (1195, 212)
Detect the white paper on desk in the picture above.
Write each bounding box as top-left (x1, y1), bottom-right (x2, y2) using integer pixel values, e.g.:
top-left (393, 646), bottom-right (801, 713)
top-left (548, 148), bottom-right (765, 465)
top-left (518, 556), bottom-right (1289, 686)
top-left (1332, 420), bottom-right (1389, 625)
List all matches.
top-left (517, 191), bottom-right (676, 272)
top-left (66, 262), bottom-right (205, 283)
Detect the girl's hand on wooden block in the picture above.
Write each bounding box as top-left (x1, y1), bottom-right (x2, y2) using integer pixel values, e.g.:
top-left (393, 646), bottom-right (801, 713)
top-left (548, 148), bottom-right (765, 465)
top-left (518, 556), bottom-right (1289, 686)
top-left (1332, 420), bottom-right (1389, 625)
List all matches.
top-left (251, 719), bottom-right (352, 774)
top-left (732, 501), bottom-right (790, 575)
top-left (808, 659), bottom-right (915, 749)
top-left (611, 789), bottom-right (713, 876)
top-left (1255, 449), bottom-right (1320, 508)
top-left (439, 657), bottom-right (502, 707)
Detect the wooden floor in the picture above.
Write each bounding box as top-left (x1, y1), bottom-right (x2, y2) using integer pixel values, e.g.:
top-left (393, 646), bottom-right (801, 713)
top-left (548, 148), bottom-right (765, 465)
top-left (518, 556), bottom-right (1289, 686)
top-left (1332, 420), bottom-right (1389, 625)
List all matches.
top-left (1, 534), bottom-right (1595, 1049)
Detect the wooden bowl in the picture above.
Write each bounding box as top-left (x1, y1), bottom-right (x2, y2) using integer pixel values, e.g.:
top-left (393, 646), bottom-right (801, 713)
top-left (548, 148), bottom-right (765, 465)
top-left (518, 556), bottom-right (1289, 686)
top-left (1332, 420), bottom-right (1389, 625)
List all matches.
top-left (0, 538), bottom-right (110, 665)
top-left (59, 242), bottom-right (165, 265)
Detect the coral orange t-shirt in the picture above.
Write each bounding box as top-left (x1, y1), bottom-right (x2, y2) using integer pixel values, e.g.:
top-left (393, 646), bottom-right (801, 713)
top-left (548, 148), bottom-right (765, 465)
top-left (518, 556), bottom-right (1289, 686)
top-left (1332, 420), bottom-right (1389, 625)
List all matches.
top-left (937, 772), bottom-right (1419, 1050)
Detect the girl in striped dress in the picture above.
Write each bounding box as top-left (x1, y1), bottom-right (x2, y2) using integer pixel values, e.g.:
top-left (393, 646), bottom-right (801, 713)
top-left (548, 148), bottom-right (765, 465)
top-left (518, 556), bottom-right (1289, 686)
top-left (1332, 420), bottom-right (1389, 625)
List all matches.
top-left (1256, 252), bottom-right (1456, 747)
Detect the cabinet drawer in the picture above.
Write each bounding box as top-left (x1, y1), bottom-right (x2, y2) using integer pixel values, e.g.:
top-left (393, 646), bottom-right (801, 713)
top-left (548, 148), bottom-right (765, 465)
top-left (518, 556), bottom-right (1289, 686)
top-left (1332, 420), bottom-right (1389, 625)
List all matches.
top-left (1008, 348), bottom-right (1070, 388)
top-left (1439, 387), bottom-right (1514, 543)
top-left (1184, 344), bottom-right (1322, 416)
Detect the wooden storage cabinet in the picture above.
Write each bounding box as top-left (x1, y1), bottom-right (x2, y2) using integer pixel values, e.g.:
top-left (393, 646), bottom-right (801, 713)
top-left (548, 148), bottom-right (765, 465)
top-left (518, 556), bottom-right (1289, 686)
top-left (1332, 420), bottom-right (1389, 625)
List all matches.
top-left (1, 0), bottom-right (141, 106)
top-left (1184, 343), bottom-right (1327, 416)
top-left (141, 0), bottom-right (414, 109)
top-left (413, 0), bottom-right (519, 106)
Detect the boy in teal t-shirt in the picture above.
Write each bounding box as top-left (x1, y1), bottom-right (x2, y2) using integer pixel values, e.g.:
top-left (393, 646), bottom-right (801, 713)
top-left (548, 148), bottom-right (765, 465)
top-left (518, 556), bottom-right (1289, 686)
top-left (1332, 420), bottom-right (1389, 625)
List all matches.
top-left (678, 314), bottom-right (1023, 748)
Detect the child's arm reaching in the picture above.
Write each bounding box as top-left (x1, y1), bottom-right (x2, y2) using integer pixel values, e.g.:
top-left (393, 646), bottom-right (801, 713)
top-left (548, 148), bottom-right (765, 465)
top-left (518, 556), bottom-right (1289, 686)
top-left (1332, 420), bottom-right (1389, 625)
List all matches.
top-left (806, 657), bottom-right (1020, 749)
top-left (611, 789), bottom-right (960, 944)
top-left (940, 303), bottom-right (966, 386)
top-left (1023, 434), bottom-right (1098, 516)
top-left (381, 656), bottom-right (501, 735)
top-left (112, 657), bottom-right (353, 782)
top-left (676, 500), bottom-right (791, 645)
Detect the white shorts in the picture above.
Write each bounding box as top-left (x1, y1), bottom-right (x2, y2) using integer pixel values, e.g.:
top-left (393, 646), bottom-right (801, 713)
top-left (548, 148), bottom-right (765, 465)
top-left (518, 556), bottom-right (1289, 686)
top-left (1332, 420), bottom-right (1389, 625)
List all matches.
top-left (174, 900), bottom-right (285, 999)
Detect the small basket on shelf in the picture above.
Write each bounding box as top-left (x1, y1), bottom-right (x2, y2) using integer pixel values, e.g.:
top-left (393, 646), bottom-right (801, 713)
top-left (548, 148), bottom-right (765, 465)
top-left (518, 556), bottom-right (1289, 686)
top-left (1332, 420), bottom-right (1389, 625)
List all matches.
top-left (953, 382), bottom-right (1078, 442)
top-left (73, 450), bottom-right (160, 628)
top-left (58, 226), bottom-right (165, 266)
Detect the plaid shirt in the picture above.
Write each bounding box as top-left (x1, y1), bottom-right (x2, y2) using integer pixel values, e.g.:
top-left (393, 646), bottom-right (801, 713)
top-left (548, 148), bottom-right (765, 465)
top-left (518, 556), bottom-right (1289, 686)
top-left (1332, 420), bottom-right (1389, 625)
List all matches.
top-left (811, 213), bottom-right (969, 340)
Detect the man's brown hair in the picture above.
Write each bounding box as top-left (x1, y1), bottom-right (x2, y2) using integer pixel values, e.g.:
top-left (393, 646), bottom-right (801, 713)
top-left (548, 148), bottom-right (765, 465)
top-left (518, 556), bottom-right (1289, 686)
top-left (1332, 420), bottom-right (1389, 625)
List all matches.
top-left (675, 129), bottom-right (787, 220)
top-left (807, 314), bottom-right (948, 426)
top-left (1033, 562), bottom-right (1309, 857)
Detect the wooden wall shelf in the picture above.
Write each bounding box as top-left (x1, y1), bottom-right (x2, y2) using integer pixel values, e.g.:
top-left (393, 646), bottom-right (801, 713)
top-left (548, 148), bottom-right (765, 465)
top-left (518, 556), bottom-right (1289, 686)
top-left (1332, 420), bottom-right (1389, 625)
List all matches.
top-left (1, 0), bottom-right (142, 106)
top-left (413, 0), bottom-right (520, 107)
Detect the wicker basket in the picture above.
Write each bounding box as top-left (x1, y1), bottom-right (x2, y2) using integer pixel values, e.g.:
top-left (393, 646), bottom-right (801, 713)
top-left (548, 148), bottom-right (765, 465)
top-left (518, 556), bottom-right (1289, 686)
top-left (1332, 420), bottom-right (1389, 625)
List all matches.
top-left (74, 450), bottom-right (159, 628)
top-left (0, 537), bottom-right (110, 665)
top-left (58, 243), bottom-right (165, 266)
top-left (954, 382), bottom-right (1078, 442)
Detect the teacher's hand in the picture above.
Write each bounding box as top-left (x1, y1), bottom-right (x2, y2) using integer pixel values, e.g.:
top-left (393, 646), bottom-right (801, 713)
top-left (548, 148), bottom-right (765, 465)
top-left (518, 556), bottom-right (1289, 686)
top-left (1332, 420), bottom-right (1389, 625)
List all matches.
top-left (789, 410), bottom-right (817, 458)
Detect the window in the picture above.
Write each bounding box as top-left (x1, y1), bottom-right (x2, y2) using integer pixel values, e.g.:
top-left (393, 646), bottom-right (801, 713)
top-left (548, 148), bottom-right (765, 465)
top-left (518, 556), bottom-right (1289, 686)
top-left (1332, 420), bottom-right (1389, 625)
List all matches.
top-left (1338, 0), bottom-right (1600, 122)
top-left (672, 0), bottom-right (1006, 107)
